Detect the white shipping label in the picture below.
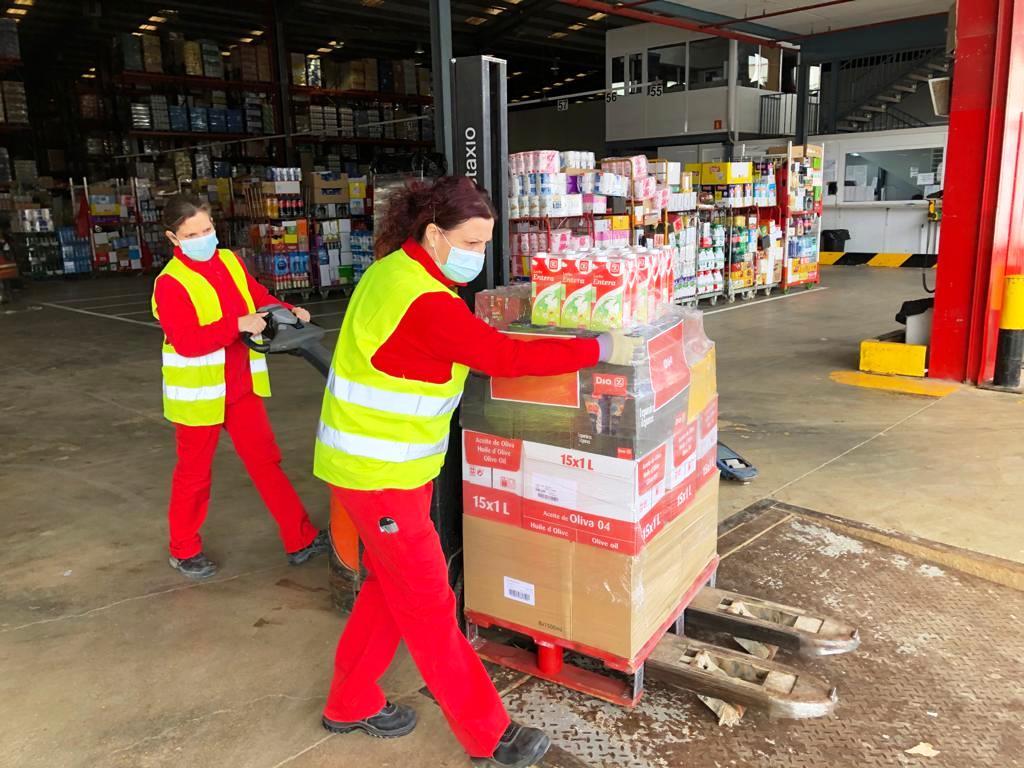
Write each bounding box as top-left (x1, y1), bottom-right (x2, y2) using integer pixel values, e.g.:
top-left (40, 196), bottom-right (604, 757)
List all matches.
top-left (530, 473), bottom-right (578, 508)
top-left (503, 576), bottom-right (536, 606)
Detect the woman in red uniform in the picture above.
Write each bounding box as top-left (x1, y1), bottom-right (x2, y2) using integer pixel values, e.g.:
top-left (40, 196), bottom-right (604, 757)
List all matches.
top-left (314, 177), bottom-right (634, 767)
top-left (153, 194), bottom-right (328, 579)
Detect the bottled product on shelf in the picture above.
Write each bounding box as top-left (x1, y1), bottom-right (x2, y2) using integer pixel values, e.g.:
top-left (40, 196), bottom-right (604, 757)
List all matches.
top-left (59, 228), bottom-right (93, 275)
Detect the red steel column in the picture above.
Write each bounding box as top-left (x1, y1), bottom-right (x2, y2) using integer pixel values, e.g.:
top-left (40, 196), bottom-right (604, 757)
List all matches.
top-left (931, 0), bottom-right (1024, 383)
top-left (929, 0), bottom-right (1002, 381)
top-left (975, 0), bottom-right (1024, 383)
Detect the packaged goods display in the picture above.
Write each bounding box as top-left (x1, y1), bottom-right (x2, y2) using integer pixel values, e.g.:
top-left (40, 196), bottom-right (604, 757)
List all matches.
top-left (251, 218), bottom-right (312, 292)
top-left (313, 218), bottom-right (354, 287)
top-left (58, 228), bottom-right (93, 275)
top-left (1, 81), bottom-right (28, 124)
top-left (462, 304), bottom-right (719, 659)
top-left (770, 144), bottom-right (824, 290)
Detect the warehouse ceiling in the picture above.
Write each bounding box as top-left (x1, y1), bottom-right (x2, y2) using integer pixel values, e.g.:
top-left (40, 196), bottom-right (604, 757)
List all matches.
top-left (9, 0), bottom-right (948, 105)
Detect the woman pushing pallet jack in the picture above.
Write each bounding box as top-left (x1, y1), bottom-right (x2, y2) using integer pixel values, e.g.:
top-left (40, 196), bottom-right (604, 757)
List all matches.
top-left (246, 178), bottom-right (859, 767)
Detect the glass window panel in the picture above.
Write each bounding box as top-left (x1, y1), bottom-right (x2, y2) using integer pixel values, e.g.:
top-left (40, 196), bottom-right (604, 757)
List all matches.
top-left (648, 43), bottom-right (686, 93)
top-left (688, 37), bottom-right (730, 91)
top-left (843, 147), bottom-right (945, 202)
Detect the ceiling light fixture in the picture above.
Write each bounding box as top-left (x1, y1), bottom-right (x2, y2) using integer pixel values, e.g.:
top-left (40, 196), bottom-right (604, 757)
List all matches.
top-left (511, 71), bottom-right (522, 77)
top-left (239, 37), bottom-right (254, 43)
top-left (465, 16), bottom-right (487, 25)
top-left (7, 8), bottom-right (29, 15)
top-left (484, 6), bottom-right (504, 14)
top-left (317, 47), bottom-right (332, 53)
top-left (138, 23), bottom-right (157, 30)
top-left (414, 42), bottom-right (424, 54)
top-left (587, 12), bottom-right (606, 20)
top-left (13, 0), bottom-right (34, 5)
top-left (148, 15), bottom-right (167, 23)
top-left (548, 31), bottom-right (566, 39)
top-left (568, 23), bottom-right (585, 31)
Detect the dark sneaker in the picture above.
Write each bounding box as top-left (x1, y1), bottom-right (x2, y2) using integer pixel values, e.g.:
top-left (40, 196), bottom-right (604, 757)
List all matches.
top-left (287, 529), bottom-right (330, 566)
top-left (475, 723), bottom-right (551, 768)
top-left (168, 552), bottom-right (218, 580)
top-left (321, 701), bottom-right (417, 739)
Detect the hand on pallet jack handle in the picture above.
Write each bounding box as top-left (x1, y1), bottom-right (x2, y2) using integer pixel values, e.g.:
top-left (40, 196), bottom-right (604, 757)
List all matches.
top-left (242, 304), bottom-right (327, 356)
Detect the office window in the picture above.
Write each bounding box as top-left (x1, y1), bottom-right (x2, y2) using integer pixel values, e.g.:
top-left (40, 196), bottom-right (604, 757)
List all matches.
top-left (843, 147), bottom-right (945, 202)
top-left (611, 55), bottom-right (625, 96)
top-left (628, 52), bottom-right (643, 94)
top-left (688, 37), bottom-right (730, 90)
top-left (648, 43), bottom-right (686, 93)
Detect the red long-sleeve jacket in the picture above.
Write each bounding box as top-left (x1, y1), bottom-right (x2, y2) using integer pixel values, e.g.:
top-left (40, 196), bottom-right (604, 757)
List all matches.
top-left (153, 248), bottom-right (293, 405)
top-left (369, 239), bottom-right (599, 381)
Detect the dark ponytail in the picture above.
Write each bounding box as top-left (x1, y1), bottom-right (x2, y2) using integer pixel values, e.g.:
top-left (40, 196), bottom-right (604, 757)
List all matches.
top-left (162, 193), bottom-right (211, 233)
top-left (374, 176), bottom-right (497, 261)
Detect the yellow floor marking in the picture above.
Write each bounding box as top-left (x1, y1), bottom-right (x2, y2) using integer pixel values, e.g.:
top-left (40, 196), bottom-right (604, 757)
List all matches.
top-left (830, 370), bottom-right (960, 398)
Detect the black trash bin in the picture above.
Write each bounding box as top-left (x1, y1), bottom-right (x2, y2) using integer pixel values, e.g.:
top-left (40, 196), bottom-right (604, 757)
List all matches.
top-left (821, 229), bottom-right (851, 252)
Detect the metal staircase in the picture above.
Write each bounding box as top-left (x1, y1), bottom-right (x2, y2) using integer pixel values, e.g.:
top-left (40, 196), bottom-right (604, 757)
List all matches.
top-left (831, 47), bottom-right (948, 132)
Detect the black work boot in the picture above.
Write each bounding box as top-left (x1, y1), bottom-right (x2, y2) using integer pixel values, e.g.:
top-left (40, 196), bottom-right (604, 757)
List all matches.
top-left (321, 701), bottom-right (418, 739)
top-left (476, 722), bottom-right (552, 768)
top-left (287, 529), bottom-right (329, 566)
top-left (168, 552), bottom-right (218, 580)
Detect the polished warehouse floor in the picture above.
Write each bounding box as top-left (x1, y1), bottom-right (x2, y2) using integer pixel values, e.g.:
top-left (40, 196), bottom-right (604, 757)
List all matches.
top-left (1, 267), bottom-right (1021, 767)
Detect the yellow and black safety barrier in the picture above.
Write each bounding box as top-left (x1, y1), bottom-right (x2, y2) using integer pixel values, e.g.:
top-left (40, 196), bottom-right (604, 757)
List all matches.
top-left (993, 275), bottom-right (1024, 390)
top-left (819, 252), bottom-right (938, 268)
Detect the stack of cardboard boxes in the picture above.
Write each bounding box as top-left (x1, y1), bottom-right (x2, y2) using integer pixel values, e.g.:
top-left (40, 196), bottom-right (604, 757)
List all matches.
top-left (462, 301), bottom-right (719, 661)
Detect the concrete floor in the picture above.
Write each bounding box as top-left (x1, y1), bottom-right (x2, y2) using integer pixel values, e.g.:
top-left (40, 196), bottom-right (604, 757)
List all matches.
top-left (1, 267), bottom-right (1021, 767)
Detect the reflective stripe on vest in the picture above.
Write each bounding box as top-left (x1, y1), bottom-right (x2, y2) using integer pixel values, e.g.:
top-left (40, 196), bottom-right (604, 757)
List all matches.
top-left (317, 422), bottom-right (449, 463)
top-left (163, 383), bottom-right (228, 402)
top-left (162, 349), bottom-right (227, 368)
top-left (327, 369), bottom-right (462, 418)
top-left (152, 250), bottom-right (271, 426)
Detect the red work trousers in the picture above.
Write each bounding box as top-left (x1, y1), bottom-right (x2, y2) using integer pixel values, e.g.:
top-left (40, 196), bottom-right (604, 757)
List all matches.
top-left (324, 482), bottom-right (509, 759)
top-left (167, 392), bottom-right (318, 559)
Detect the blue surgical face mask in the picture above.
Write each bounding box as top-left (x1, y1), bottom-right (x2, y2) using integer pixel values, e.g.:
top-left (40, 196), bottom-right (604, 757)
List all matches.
top-left (178, 231), bottom-right (219, 262)
top-left (437, 229), bottom-right (485, 284)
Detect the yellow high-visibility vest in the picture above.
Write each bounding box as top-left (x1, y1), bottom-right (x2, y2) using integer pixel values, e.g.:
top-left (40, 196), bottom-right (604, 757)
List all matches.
top-left (151, 249), bottom-right (271, 426)
top-left (314, 246), bottom-right (468, 490)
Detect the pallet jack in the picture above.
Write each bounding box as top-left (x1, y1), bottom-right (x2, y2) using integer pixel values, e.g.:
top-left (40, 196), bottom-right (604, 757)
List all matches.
top-left (249, 301), bottom-right (859, 718)
top-left (247, 53), bottom-right (860, 722)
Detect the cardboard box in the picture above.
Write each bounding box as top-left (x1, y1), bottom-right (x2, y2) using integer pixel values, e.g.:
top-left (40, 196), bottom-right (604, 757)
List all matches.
top-left (700, 161), bottom-right (753, 185)
top-left (464, 479), bottom-right (719, 660)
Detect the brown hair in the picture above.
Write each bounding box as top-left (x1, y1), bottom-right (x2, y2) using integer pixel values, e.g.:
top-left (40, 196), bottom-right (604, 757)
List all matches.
top-left (162, 193), bottom-right (211, 233)
top-left (374, 176), bottom-right (497, 260)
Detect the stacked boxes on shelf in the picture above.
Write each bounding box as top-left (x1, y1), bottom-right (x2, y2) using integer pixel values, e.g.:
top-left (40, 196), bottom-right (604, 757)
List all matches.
top-left (200, 41), bottom-right (223, 79)
top-left (1, 81), bottom-right (28, 123)
top-left (463, 292), bottom-right (719, 660)
top-left (252, 218), bottom-right (311, 292)
top-left (141, 34), bottom-right (163, 73)
top-left (59, 227), bottom-right (93, 275)
top-left (0, 18), bottom-right (21, 60)
top-left (313, 218), bottom-right (354, 287)
top-left (12, 207), bottom-right (54, 233)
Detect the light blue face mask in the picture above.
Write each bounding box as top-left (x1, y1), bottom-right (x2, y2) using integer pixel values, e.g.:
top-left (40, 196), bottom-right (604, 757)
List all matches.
top-left (437, 229), bottom-right (485, 284)
top-left (178, 231), bottom-right (219, 262)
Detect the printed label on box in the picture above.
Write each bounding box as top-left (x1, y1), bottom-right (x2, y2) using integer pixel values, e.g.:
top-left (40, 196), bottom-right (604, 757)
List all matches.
top-left (637, 445), bottom-right (666, 496)
top-left (592, 372), bottom-right (629, 397)
top-left (647, 321), bottom-right (690, 410)
top-left (464, 430), bottom-right (523, 471)
top-left (503, 576), bottom-right (536, 606)
top-left (531, 473), bottom-right (578, 509)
